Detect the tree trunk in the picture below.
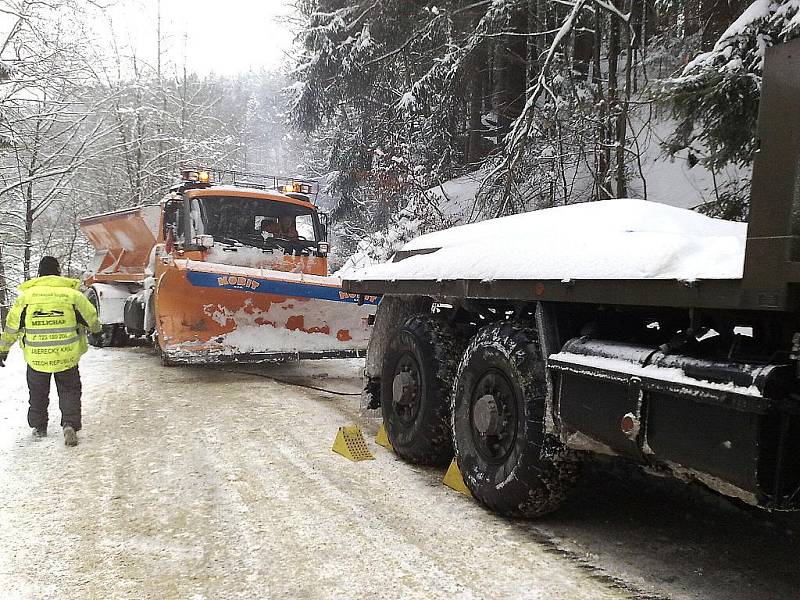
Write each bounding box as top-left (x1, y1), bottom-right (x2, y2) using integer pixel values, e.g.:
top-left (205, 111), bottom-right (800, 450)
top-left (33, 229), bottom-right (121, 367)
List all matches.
top-left (607, 9), bottom-right (622, 198)
top-left (527, 0), bottom-right (541, 88)
top-left (23, 117), bottom-right (41, 281)
top-left (683, 0), bottom-right (701, 37)
top-left (0, 242), bottom-right (8, 325)
top-left (615, 0), bottom-right (633, 199)
top-left (493, 6), bottom-right (528, 132)
top-left (24, 181), bottom-right (33, 280)
top-left (467, 74), bottom-right (484, 163)
top-left (573, 11), bottom-right (594, 80)
top-left (594, 8), bottom-right (609, 200)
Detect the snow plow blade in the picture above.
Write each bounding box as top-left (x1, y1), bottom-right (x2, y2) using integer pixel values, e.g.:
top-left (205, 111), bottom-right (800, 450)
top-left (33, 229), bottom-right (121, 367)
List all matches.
top-left (155, 260), bottom-right (379, 364)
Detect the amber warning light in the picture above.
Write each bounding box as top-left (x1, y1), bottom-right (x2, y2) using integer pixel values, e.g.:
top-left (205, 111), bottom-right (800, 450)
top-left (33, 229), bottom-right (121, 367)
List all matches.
top-left (281, 182), bottom-right (312, 195)
top-left (181, 168), bottom-right (211, 184)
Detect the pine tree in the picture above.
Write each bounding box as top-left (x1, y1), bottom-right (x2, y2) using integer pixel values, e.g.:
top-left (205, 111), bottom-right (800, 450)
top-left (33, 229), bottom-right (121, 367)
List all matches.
top-left (662, 0), bottom-right (800, 217)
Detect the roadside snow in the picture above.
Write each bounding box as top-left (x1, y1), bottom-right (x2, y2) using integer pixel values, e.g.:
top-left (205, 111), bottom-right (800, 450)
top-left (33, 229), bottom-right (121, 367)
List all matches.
top-left (0, 350), bottom-right (28, 451)
top-left (348, 199), bottom-right (747, 282)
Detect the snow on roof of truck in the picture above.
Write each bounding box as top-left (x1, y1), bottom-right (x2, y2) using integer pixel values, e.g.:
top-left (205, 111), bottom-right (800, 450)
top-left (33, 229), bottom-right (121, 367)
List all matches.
top-left (186, 185), bottom-right (316, 208)
top-left (346, 199), bottom-right (747, 282)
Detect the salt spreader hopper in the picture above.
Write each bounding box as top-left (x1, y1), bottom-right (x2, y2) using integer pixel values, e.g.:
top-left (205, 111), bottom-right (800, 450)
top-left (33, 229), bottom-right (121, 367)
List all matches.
top-left (80, 168), bottom-right (379, 364)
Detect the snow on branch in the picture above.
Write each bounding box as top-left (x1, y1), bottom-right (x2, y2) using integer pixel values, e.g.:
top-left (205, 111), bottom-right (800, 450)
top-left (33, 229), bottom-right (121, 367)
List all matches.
top-left (482, 0), bottom-right (591, 215)
top-left (661, 0), bottom-right (800, 168)
top-left (594, 0), bottom-right (630, 22)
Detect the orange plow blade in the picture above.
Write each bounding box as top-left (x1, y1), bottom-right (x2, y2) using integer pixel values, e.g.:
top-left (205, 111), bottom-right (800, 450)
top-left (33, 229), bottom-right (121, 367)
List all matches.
top-left (155, 260), bottom-right (379, 364)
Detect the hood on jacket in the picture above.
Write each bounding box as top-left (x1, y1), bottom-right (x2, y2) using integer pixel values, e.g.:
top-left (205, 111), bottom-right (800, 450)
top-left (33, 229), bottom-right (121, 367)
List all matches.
top-left (19, 275), bottom-right (80, 291)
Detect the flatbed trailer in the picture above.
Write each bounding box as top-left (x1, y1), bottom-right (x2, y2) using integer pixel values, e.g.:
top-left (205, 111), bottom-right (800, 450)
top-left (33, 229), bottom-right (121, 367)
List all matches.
top-left (342, 40), bottom-right (800, 517)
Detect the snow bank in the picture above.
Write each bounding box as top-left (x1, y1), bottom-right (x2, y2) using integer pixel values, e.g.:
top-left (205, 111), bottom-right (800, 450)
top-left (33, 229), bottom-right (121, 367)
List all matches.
top-left (0, 350), bottom-right (28, 452)
top-left (347, 199), bottom-right (747, 282)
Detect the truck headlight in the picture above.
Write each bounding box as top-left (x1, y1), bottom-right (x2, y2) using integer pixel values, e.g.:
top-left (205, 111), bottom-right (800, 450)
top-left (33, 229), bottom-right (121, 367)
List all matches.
top-left (318, 242), bottom-right (329, 255)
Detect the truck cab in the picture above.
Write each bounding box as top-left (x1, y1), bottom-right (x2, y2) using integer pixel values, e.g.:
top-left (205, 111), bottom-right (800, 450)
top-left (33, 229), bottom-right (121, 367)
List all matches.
top-left (163, 173), bottom-right (330, 276)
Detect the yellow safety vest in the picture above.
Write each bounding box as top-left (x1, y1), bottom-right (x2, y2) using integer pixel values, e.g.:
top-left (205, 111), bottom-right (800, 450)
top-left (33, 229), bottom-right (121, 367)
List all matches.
top-left (0, 276), bottom-right (101, 373)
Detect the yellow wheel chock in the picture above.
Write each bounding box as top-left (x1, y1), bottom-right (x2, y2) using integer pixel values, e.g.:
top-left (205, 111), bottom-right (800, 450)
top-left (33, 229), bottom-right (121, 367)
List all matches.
top-left (375, 423), bottom-right (393, 451)
top-left (332, 425), bottom-right (375, 461)
top-left (443, 458), bottom-right (472, 497)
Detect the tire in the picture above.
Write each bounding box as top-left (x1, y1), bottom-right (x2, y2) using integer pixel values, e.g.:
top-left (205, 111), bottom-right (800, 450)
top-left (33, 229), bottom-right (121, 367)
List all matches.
top-left (112, 326), bottom-right (129, 347)
top-left (380, 313), bottom-right (465, 466)
top-left (86, 288), bottom-right (117, 348)
top-left (452, 320), bottom-right (579, 518)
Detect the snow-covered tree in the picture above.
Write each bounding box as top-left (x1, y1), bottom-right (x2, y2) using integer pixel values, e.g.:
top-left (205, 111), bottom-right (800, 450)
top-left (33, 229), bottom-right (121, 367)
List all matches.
top-left (664, 0), bottom-right (800, 169)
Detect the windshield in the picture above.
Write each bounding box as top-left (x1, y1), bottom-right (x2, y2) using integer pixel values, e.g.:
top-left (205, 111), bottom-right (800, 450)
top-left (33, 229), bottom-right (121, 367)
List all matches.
top-left (189, 195), bottom-right (318, 250)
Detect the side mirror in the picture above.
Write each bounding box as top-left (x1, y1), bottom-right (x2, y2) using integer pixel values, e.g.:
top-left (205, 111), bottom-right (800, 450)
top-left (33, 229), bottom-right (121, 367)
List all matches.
top-left (320, 213), bottom-right (330, 241)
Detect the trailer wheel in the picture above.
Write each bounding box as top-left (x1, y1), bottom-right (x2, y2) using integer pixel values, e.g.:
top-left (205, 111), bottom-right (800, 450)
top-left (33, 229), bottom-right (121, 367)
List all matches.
top-left (380, 314), bottom-right (464, 466)
top-left (452, 321), bottom-right (579, 518)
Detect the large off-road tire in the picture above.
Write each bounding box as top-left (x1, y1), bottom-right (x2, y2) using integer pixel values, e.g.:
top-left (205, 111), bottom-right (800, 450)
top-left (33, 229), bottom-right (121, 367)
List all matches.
top-left (452, 320), bottom-right (579, 518)
top-left (380, 313), bottom-right (465, 466)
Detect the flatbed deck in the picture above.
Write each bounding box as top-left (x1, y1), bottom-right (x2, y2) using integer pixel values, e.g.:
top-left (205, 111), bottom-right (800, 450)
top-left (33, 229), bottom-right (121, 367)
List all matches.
top-left (344, 276), bottom-right (800, 313)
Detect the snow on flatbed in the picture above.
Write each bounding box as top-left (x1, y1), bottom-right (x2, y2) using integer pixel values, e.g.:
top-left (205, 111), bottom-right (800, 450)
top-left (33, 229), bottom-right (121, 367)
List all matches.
top-left (346, 199), bottom-right (747, 282)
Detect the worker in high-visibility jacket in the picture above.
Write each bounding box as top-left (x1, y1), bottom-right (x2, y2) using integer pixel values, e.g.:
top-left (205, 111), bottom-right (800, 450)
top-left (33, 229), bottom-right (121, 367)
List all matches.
top-left (0, 256), bottom-right (101, 446)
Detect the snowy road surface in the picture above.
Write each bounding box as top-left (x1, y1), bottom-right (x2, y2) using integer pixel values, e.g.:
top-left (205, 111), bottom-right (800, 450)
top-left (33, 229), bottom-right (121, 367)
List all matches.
top-left (1, 348), bottom-right (799, 599)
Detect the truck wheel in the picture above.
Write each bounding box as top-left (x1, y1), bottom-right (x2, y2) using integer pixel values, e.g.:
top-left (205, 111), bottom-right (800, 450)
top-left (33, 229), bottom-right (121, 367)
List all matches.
top-left (112, 326), bottom-right (129, 347)
top-left (380, 314), bottom-right (464, 466)
top-left (86, 288), bottom-right (116, 348)
top-left (452, 321), bottom-right (579, 518)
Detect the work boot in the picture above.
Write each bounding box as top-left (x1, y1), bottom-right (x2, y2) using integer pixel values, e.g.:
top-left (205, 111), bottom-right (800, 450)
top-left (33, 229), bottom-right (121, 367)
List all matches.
top-left (63, 425), bottom-right (78, 447)
top-left (32, 427), bottom-right (47, 438)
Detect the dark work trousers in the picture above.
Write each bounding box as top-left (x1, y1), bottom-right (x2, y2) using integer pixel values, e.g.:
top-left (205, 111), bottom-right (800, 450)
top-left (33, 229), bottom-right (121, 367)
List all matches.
top-left (26, 366), bottom-right (82, 431)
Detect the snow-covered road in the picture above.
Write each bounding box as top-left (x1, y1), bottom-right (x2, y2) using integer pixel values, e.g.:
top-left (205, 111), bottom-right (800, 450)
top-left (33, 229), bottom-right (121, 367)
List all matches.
top-left (1, 347), bottom-right (799, 599)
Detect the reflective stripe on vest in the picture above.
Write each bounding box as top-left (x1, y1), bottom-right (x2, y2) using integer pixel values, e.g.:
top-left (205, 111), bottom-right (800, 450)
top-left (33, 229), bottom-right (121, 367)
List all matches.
top-left (24, 326), bottom-right (78, 335)
top-left (24, 335), bottom-right (81, 347)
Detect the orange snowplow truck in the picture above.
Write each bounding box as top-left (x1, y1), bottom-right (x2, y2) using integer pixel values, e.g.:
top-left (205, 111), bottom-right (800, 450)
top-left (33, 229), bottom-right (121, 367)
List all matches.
top-left (80, 168), bottom-right (379, 365)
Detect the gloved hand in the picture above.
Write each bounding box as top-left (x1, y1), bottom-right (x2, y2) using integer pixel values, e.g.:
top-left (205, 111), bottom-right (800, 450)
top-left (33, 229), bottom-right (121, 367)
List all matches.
top-left (0, 353), bottom-right (6, 367)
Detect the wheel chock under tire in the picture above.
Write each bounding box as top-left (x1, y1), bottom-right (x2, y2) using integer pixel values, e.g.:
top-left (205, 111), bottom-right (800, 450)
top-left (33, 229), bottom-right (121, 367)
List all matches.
top-left (332, 426), bottom-right (375, 461)
top-left (443, 459), bottom-right (472, 497)
top-left (375, 423), bottom-right (393, 451)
